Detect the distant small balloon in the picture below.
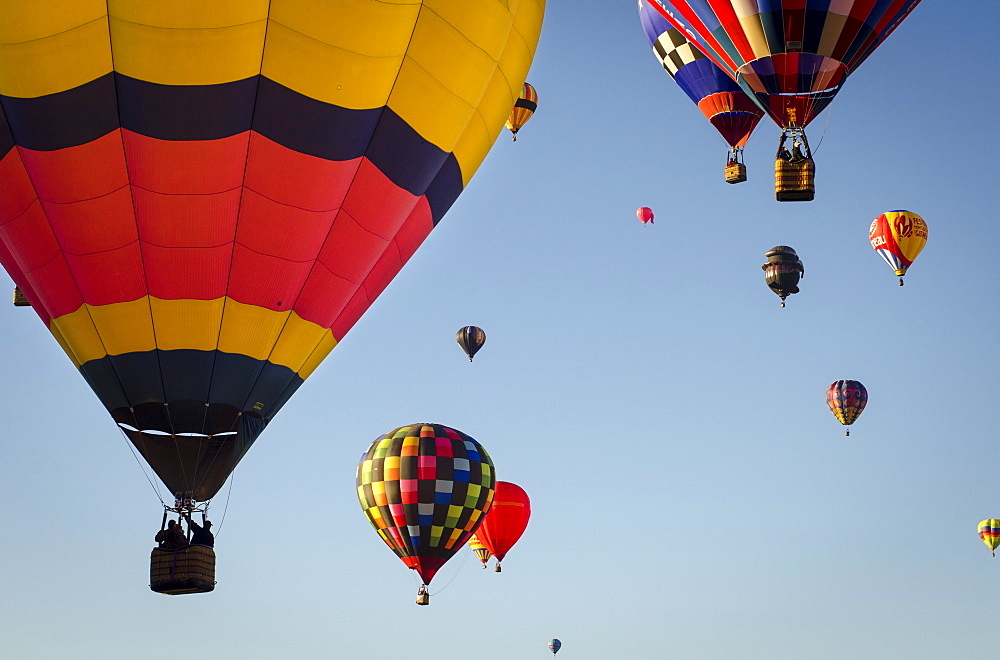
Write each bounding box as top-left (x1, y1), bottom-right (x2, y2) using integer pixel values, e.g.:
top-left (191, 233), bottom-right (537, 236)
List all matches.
top-left (456, 326), bottom-right (486, 362)
top-left (979, 520), bottom-right (1000, 557)
top-left (637, 207), bottom-right (654, 226)
top-left (869, 210), bottom-right (927, 286)
top-left (826, 380), bottom-right (867, 436)
top-left (549, 639), bottom-right (562, 655)
top-left (762, 246), bottom-right (804, 307)
top-left (505, 82), bottom-right (538, 141)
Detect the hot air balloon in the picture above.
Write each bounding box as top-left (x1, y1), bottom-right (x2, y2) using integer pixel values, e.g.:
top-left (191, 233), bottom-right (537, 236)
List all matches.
top-left (457, 326), bottom-right (487, 362)
top-left (356, 423), bottom-right (496, 605)
top-left (637, 207), bottom-right (655, 226)
top-left (505, 83), bottom-right (538, 142)
top-left (870, 211), bottom-right (927, 286)
top-left (473, 481), bottom-right (531, 572)
top-left (549, 639), bottom-right (562, 655)
top-left (645, 0), bottom-right (922, 200)
top-left (0, 1), bottom-right (543, 593)
top-left (762, 246), bottom-right (803, 307)
top-left (826, 380), bottom-right (867, 436)
top-left (638, 0), bottom-right (763, 183)
top-left (469, 534), bottom-right (492, 569)
top-left (979, 520), bottom-right (1000, 557)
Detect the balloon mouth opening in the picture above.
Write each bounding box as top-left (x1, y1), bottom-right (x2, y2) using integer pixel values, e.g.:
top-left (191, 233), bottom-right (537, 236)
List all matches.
top-left (117, 422), bottom-right (237, 438)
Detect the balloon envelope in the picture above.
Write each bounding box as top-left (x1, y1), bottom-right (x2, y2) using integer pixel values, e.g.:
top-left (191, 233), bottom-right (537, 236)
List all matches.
top-left (474, 481), bottom-right (531, 564)
top-left (468, 533), bottom-right (492, 567)
top-left (638, 0), bottom-right (763, 148)
top-left (505, 83), bottom-right (538, 140)
top-left (637, 207), bottom-right (655, 225)
top-left (356, 423), bottom-right (497, 585)
top-left (457, 326), bottom-right (487, 362)
top-left (762, 246), bottom-right (803, 304)
top-left (643, 0), bottom-right (922, 128)
top-left (979, 520), bottom-right (1000, 554)
top-left (826, 380), bottom-right (868, 430)
top-left (549, 639), bottom-right (562, 654)
top-left (0, 2), bottom-right (543, 501)
top-left (870, 211), bottom-right (927, 279)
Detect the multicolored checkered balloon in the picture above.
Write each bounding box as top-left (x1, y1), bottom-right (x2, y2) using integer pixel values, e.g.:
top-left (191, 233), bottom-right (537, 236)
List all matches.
top-left (357, 423), bottom-right (496, 586)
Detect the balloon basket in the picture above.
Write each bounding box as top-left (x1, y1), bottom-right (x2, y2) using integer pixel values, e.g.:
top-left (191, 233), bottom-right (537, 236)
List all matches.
top-left (494, 563), bottom-right (502, 573)
top-left (416, 586), bottom-right (429, 606)
top-left (150, 545), bottom-right (216, 595)
top-left (775, 157), bottom-right (815, 201)
top-left (12, 287), bottom-right (30, 307)
top-left (724, 162), bottom-right (747, 184)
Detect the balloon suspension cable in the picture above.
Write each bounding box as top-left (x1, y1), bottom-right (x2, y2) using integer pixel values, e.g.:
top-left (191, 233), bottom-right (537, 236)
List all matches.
top-left (809, 102), bottom-right (835, 156)
top-left (117, 425), bottom-right (166, 506)
top-left (424, 541), bottom-right (473, 597)
top-left (211, 467), bottom-right (237, 539)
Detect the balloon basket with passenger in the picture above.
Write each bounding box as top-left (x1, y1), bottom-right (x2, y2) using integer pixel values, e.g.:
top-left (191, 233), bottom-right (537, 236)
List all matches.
top-left (150, 497), bottom-right (217, 595)
top-left (774, 126), bottom-right (815, 201)
top-left (725, 148), bottom-right (748, 184)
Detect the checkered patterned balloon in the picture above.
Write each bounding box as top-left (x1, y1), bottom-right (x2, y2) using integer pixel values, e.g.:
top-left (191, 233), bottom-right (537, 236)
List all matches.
top-left (357, 423), bottom-right (496, 585)
top-left (826, 380), bottom-right (868, 432)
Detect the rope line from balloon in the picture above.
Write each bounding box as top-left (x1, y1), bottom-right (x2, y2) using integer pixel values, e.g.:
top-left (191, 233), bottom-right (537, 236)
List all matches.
top-left (428, 541), bottom-right (473, 596)
top-left (117, 424), bottom-right (166, 506)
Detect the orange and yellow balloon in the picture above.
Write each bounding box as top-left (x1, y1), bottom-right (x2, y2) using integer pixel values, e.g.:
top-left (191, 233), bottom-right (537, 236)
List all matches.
top-left (468, 534), bottom-right (492, 568)
top-left (979, 520), bottom-right (1000, 557)
top-left (869, 211), bottom-right (927, 286)
top-left (505, 83), bottom-right (538, 141)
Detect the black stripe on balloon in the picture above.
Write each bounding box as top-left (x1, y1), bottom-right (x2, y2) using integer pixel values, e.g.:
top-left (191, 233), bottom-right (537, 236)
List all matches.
top-left (117, 74), bottom-right (258, 141)
top-left (514, 98), bottom-right (537, 111)
top-left (0, 104), bottom-right (13, 158)
top-left (0, 72), bottom-right (119, 151)
top-left (0, 74), bottom-right (464, 223)
top-left (80, 349), bottom-right (302, 434)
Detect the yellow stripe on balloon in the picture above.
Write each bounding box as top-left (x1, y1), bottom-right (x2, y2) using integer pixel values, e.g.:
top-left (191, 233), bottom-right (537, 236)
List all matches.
top-left (262, 1), bottom-right (419, 110)
top-left (0, 9), bottom-right (111, 98)
top-left (108, 14), bottom-right (268, 86)
top-left (150, 297), bottom-right (225, 352)
top-left (48, 297), bottom-right (336, 377)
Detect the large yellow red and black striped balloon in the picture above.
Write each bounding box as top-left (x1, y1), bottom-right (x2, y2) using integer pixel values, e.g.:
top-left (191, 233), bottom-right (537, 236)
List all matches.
top-left (0, 1), bottom-right (544, 501)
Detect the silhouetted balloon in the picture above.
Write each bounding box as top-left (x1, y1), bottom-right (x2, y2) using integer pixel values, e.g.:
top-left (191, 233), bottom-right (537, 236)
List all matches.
top-left (762, 246), bottom-right (804, 307)
top-left (457, 326), bottom-right (487, 362)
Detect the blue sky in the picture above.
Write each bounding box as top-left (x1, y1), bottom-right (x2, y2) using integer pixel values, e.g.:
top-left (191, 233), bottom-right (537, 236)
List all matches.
top-left (2, 3), bottom-right (997, 659)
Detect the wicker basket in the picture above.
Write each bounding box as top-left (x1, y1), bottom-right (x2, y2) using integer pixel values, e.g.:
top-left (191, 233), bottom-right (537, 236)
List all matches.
top-left (12, 287), bottom-right (30, 307)
top-left (724, 162), bottom-right (747, 184)
top-left (150, 545), bottom-right (216, 595)
top-left (775, 158), bottom-right (815, 201)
